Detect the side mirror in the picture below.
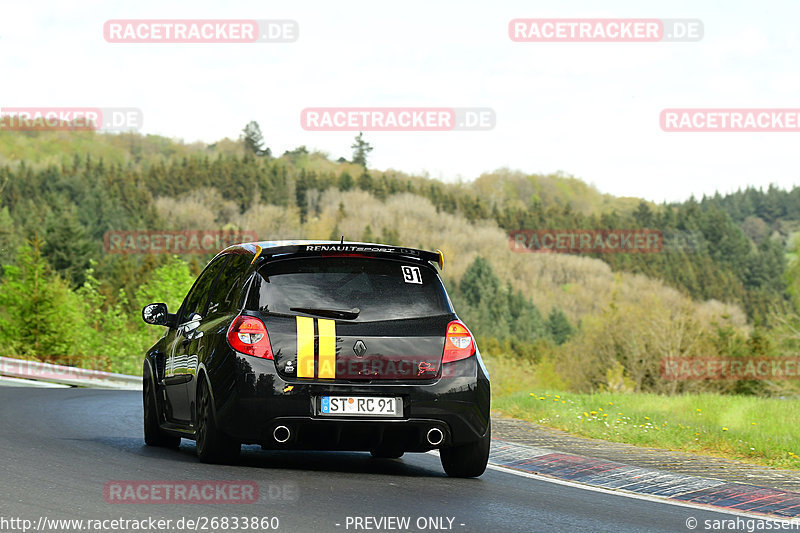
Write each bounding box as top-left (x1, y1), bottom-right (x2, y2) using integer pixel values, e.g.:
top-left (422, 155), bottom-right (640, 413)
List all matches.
top-left (142, 303), bottom-right (174, 327)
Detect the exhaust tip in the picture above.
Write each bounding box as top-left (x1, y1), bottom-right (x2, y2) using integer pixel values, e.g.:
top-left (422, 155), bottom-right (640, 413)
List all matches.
top-left (273, 425), bottom-right (291, 443)
top-left (426, 427), bottom-right (444, 446)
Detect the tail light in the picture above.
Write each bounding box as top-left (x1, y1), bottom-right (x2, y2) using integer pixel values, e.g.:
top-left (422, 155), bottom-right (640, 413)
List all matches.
top-left (227, 315), bottom-right (273, 360)
top-left (442, 320), bottom-right (475, 363)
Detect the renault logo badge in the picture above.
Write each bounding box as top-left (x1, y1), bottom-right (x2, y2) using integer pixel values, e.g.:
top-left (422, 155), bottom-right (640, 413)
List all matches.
top-left (353, 340), bottom-right (367, 357)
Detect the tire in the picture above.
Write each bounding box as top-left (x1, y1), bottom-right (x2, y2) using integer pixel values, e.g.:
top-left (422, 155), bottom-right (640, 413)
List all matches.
top-left (143, 376), bottom-right (181, 448)
top-left (195, 380), bottom-right (240, 464)
top-left (439, 420), bottom-right (491, 478)
top-left (370, 448), bottom-right (405, 459)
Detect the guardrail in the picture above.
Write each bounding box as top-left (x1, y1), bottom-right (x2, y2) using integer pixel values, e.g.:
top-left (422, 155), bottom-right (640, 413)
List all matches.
top-left (0, 356), bottom-right (141, 390)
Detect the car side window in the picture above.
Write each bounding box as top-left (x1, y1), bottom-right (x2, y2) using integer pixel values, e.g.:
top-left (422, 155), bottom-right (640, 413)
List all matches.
top-left (206, 254), bottom-right (250, 316)
top-left (177, 255), bottom-right (230, 324)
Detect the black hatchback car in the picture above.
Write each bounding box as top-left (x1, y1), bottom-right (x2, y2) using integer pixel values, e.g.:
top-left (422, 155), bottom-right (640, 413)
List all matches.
top-left (141, 241), bottom-right (491, 477)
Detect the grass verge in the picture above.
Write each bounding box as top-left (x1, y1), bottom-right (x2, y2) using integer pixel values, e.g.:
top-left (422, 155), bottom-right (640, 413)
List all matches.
top-left (485, 355), bottom-right (800, 470)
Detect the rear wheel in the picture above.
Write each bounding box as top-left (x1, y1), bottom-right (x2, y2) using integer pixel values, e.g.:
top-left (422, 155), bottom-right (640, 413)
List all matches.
top-left (440, 420), bottom-right (490, 478)
top-left (143, 377), bottom-right (180, 448)
top-left (195, 380), bottom-right (240, 464)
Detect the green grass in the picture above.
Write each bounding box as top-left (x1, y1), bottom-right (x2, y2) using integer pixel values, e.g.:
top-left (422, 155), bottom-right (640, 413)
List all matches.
top-left (493, 390), bottom-right (800, 470)
top-left (485, 356), bottom-right (800, 470)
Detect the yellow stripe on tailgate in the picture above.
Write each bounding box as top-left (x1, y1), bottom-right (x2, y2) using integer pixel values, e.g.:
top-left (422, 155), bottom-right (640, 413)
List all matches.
top-left (317, 319), bottom-right (336, 379)
top-left (296, 316), bottom-right (315, 378)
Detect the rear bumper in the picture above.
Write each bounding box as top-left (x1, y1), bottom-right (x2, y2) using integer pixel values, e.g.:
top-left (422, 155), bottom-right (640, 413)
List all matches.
top-left (258, 417), bottom-right (453, 452)
top-left (215, 353), bottom-right (490, 450)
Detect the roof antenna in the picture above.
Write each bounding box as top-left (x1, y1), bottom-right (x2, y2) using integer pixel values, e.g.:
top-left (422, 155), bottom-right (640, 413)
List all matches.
top-left (340, 235), bottom-right (344, 245)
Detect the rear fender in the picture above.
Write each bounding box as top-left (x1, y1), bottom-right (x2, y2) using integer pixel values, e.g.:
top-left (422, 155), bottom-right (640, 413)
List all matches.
top-left (192, 365), bottom-right (216, 425)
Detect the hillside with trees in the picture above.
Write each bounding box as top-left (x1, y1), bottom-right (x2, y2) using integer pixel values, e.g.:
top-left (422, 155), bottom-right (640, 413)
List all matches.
top-left (2, 127), bottom-right (800, 395)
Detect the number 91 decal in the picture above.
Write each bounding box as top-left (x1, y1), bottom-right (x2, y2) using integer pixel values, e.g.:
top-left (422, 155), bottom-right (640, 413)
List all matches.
top-left (401, 265), bottom-right (422, 284)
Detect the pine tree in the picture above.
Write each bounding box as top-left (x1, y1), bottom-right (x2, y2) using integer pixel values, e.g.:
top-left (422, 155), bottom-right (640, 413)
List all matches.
top-left (338, 171), bottom-right (354, 191)
top-left (459, 257), bottom-right (500, 308)
top-left (351, 132), bottom-right (373, 168)
top-left (43, 205), bottom-right (95, 288)
top-left (0, 206), bottom-right (18, 262)
top-left (0, 238), bottom-right (85, 359)
top-left (241, 121), bottom-right (271, 157)
top-left (357, 171), bottom-right (374, 193)
top-left (457, 256), bottom-right (512, 339)
top-left (547, 307), bottom-right (575, 345)
top-left (507, 284), bottom-right (547, 341)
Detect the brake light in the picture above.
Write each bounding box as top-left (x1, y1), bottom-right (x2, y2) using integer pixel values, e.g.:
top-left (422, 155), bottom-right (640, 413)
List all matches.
top-left (227, 316), bottom-right (273, 360)
top-left (442, 320), bottom-right (475, 363)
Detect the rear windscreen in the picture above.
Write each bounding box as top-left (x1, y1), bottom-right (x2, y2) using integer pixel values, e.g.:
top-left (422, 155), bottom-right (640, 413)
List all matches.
top-left (250, 257), bottom-right (452, 321)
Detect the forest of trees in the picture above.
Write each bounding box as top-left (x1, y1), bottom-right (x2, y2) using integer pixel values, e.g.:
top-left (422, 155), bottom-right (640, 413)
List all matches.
top-left (2, 128), bottom-right (800, 394)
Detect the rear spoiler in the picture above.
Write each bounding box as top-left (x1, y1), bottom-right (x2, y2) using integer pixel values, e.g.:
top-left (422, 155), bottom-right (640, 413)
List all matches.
top-left (249, 243), bottom-right (444, 270)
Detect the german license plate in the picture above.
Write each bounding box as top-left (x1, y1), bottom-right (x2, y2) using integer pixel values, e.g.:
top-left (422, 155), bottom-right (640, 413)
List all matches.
top-left (319, 396), bottom-right (401, 417)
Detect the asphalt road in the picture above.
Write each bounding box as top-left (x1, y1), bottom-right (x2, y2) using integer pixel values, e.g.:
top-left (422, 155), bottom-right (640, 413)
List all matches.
top-left (0, 388), bottom-right (758, 533)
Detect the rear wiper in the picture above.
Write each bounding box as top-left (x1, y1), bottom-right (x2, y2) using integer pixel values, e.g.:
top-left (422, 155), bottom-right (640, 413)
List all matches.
top-left (290, 307), bottom-right (361, 320)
